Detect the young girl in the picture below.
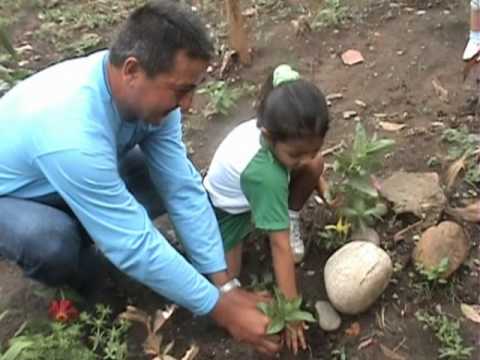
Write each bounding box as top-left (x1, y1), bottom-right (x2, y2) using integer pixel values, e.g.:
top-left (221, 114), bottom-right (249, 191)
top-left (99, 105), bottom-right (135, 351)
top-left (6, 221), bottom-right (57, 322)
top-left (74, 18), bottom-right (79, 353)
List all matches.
top-left (204, 64), bottom-right (330, 354)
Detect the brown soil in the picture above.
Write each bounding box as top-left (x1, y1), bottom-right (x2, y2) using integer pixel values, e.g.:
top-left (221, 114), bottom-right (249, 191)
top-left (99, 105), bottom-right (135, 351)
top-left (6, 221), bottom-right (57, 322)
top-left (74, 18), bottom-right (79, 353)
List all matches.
top-left (0, 0), bottom-right (479, 359)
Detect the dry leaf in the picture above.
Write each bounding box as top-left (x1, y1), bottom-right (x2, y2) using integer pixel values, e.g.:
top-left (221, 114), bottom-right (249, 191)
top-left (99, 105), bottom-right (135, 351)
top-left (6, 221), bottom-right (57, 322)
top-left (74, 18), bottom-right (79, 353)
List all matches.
top-left (242, 7), bottom-right (256, 16)
top-left (358, 337), bottom-right (375, 350)
top-left (380, 344), bottom-right (406, 360)
top-left (119, 306), bottom-right (150, 328)
top-left (379, 121), bottom-right (406, 132)
top-left (445, 201), bottom-right (480, 223)
top-left (144, 333), bottom-right (163, 356)
top-left (461, 303), bottom-right (480, 323)
top-left (153, 305), bottom-right (177, 333)
top-left (345, 322), bottom-right (361, 336)
top-left (181, 344), bottom-right (200, 360)
top-left (432, 79), bottom-right (449, 103)
top-left (446, 153), bottom-right (467, 189)
top-left (341, 49), bottom-right (364, 66)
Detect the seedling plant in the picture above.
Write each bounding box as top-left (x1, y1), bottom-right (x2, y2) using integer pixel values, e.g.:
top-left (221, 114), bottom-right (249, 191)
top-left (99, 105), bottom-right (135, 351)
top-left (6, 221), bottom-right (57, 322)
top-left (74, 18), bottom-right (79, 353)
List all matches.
top-left (257, 288), bottom-right (315, 335)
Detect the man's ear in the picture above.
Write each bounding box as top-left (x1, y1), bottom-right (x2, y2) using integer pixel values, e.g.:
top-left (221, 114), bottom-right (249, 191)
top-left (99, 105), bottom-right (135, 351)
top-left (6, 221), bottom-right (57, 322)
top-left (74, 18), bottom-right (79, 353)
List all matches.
top-left (122, 56), bottom-right (142, 84)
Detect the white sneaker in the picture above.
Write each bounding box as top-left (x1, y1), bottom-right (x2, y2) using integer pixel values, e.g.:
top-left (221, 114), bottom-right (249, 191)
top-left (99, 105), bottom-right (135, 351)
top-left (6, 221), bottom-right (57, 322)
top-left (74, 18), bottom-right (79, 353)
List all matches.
top-left (463, 38), bottom-right (480, 61)
top-left (289, 210), bottom-right (305, 264)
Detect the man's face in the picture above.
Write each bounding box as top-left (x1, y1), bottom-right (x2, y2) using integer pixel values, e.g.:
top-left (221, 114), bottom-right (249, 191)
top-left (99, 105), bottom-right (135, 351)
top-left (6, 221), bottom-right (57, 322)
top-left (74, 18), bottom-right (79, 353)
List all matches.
top-left (122, 50), bottom-right (208, 124)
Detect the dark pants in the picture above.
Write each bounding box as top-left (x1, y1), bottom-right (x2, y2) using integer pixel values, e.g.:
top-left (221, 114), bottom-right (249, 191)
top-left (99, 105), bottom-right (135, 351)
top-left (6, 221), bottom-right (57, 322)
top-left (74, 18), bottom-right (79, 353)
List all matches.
top-left (0, 148), bottom-right (164, 291)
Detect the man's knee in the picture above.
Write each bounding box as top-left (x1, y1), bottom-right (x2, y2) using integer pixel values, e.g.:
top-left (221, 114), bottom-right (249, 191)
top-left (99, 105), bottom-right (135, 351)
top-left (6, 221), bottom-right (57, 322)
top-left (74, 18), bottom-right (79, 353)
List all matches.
top-left (0, 197), bottom-right (83, 285)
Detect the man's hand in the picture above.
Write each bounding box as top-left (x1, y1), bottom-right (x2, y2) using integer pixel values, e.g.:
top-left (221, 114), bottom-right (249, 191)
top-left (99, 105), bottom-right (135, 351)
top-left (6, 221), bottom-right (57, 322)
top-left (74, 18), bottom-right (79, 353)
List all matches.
top-left (210, 288), bottom-right (282, 357)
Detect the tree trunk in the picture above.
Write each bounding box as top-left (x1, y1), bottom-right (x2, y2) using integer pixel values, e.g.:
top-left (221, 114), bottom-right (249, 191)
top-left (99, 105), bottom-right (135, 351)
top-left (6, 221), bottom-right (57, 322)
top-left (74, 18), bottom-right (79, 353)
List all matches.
top-left (225, 0), bottom-right (251, 65)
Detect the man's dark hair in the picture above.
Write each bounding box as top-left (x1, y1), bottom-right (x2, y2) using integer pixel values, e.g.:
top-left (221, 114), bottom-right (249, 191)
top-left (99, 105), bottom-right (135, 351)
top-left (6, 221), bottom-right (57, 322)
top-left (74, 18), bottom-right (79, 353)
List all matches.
top-left (257, 71), bottom-right (330, 142)
top-left (109, 0), bottom-right (214, 77)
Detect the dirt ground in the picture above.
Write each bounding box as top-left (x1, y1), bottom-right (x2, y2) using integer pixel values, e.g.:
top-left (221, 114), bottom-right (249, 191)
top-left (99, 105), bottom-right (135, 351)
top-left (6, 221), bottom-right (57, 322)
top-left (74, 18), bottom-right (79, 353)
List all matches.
top-left (0, 0), bottom-right (479, 359)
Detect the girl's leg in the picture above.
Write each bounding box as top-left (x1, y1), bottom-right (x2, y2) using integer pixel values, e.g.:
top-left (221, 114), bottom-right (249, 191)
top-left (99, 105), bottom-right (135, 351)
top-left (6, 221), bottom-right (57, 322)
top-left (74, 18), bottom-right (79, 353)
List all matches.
top-left (287, 152), bottom-right (324, 263)
top-left (288, 152), bottom-right (324, 210)
top-left (226, 242), bottom-right (243, 279)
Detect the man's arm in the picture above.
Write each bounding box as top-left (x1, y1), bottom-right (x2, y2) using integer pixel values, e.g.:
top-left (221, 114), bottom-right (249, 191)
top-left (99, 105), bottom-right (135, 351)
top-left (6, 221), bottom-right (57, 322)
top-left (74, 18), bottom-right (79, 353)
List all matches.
top-left (139, 109), bottom-right (227, 277)
top-left (34, 148), bottom-right (219, 315)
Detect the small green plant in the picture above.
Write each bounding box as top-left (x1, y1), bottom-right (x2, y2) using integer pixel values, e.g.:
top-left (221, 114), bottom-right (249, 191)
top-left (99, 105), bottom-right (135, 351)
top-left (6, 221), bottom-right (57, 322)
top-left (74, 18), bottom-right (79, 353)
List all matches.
top-left (317, 217), bottom-right (350, 250)
top-left (0, 322), bottom-right (96, 360)
top-left (257, 288), bottom-right (316, 335)
top-left (442, 127), bottom-right (480, 186)
top-left (0, 304), bottom-right (130, 360)
top-left (80, 304), bottom-right (130, 360)
top-left (413, 258), bottom-right (451, 299)
top-left (416, 258), bottom-right (449, 285)
top-left (311, 0), bottom-right (348, 29)
top-left (331, 123), bottom-right (394, 231)
top-left (415, 310), bottom-right (473, 360)
top-left (197, 80), bottom-right (243, 118)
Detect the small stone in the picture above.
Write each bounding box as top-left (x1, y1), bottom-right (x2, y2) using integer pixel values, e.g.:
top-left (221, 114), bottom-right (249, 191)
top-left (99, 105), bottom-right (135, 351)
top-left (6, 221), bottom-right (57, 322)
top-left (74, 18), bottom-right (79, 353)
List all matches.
top-left (350, 227), bottom-right (380, 246)
top-left (315, 300), bottom-right (342, 331)
top-left (374, 113), bottom-right (388, 119)
top-left (324, 241), bottom-right (393, 315)
top-left (416, 10), bottom-right (426, 15)
top-left (343, 111), bottom-right (357, 119)
top-left (326, 93), bottom-right (343, 101)
top-left (396, 50), bottom-right (405, 56)
top-left (413, 221), bottom-right (470, 278)
top-left (306, 270), bottom-right (315, 276)
top-left (355, 99), bottom-right (367, 108)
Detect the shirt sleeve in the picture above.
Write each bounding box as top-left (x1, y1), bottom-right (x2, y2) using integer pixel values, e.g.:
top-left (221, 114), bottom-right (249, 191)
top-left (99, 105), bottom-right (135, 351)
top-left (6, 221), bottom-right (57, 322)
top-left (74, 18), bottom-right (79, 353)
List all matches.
top-left (139, 109), bottom-right (227, 275)
top-left (240, 149), bottom-right (290, 231)
top-left (34, 148), bottom-right (219, 316)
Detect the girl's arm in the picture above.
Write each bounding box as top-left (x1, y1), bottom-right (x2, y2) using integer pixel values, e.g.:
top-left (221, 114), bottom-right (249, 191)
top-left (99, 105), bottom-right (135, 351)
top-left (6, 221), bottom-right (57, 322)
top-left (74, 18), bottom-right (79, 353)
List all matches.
top-left (269, 230), bottom-right (298, 299)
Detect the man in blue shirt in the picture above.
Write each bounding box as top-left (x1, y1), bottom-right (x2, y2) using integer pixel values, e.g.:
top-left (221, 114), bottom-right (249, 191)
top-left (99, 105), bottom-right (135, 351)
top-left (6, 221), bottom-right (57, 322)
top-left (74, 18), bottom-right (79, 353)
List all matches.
top-left (0, 1), bottom-right (280, 356)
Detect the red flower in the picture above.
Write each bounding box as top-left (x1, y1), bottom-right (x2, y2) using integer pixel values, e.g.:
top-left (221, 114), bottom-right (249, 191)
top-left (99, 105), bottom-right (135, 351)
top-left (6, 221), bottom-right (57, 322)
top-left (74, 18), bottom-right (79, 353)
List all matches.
top-left (48, 299), bottom-right (79, 322)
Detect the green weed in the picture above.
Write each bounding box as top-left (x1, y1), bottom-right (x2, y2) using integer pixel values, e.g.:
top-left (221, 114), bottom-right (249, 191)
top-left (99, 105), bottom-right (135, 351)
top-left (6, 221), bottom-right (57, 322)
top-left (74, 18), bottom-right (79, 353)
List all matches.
top-left (415, 310), bottom-right (473, 360)
top-left (442, 127), bottom-right (480, 187)
top-left (197, 80), bottom-right (248, 118)
top-left (311, 0), bottom-right (348, 29)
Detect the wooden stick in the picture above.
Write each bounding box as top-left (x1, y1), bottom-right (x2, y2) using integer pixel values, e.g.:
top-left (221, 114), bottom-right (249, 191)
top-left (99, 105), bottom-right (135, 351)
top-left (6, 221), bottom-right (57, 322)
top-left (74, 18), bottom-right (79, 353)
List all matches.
top-left (393, 220), bottom-right (423, 242)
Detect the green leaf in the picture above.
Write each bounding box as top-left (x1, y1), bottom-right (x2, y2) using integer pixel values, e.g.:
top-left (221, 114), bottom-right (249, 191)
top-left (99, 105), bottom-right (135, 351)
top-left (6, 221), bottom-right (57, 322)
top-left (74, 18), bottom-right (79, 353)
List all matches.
top-left (0, 338), bottom-right (33, 360)
top-left (347, 177), bottom-right (378, 198)
top-left (267, 317), bottom-right (285, 335)
top-left (257, 302), bottom-right (272, 317)
top-left (285, 310), bottom-right (316, 323)
top-left (366, 139), bottom-right (395, 154)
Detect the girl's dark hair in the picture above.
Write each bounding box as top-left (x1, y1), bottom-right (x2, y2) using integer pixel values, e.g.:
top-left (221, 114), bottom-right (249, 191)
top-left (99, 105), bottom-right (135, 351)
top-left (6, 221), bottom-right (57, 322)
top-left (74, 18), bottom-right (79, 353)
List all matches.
top-left (257, 70), bottom-right (330, 142)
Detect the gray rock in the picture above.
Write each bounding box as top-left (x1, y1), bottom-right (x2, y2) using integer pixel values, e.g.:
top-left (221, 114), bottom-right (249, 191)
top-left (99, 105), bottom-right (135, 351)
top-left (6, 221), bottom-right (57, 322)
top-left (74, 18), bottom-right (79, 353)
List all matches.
top-left (324, 241), bottom-right (393, 315)
top-left (379, 171), bottom-right (447, 228)
top-left (315, 300), bottom-right (341, 331)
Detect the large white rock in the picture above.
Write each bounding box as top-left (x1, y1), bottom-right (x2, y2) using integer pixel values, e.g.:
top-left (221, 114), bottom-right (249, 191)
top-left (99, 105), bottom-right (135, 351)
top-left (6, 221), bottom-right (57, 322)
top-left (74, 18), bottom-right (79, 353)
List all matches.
top-left (324, 241), bottom-right (393, 315)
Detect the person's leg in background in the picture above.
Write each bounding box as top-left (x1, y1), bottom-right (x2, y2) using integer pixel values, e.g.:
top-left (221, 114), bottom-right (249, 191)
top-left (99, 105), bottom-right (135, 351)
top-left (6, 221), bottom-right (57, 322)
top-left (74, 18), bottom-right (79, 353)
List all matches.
top-left (464, 0), bottom-right (480, 60)
top-left (0, 197), bottom-right (96, 291)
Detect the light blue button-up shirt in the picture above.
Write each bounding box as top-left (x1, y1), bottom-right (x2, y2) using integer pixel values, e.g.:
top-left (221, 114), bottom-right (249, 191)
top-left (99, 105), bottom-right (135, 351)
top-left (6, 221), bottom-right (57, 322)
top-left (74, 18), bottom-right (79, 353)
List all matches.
top-left (0, 50), bottom-right (225, 315)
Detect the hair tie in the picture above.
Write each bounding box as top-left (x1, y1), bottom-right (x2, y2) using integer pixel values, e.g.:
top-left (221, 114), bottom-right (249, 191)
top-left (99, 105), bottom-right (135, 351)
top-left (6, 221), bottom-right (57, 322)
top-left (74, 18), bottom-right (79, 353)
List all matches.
top-left (272, 64), bottom-right (300, 87)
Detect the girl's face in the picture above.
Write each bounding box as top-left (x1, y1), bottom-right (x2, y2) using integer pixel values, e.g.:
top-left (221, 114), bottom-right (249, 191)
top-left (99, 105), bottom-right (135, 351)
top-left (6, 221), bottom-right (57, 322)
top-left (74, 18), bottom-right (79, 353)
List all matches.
top-left (264, 132), bottom-right (324, 170)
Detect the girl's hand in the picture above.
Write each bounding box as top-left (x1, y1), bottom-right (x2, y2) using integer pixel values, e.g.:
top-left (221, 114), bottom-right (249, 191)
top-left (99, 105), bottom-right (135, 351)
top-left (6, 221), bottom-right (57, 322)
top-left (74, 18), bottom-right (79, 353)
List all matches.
top-left (284, 321), bottom-right (307, 355)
